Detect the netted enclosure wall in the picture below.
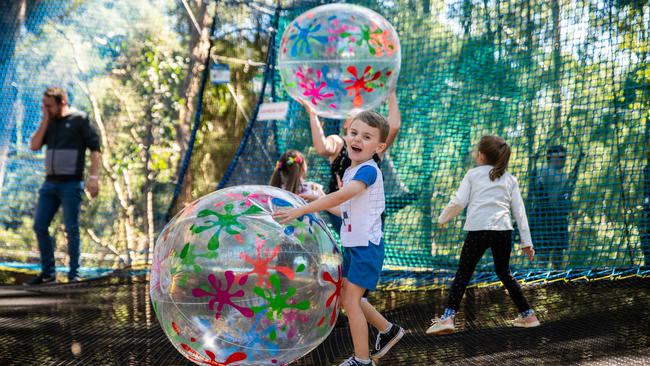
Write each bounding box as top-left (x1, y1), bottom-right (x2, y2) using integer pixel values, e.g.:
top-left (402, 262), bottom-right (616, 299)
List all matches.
top-left (217, 0), bottom-right (650, 279)
top-left (1, 0), bottom-right (649, 282)
top-left (0, 0), bottom-right (203, 268)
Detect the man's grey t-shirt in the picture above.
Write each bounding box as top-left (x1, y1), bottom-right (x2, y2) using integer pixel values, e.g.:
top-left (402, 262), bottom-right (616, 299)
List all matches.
top-left (43, 109), bottom-right (101, 182)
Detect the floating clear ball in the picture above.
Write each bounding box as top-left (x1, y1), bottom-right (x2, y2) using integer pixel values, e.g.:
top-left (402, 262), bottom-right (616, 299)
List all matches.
top-left (278, 4), bottom-right (401, 119)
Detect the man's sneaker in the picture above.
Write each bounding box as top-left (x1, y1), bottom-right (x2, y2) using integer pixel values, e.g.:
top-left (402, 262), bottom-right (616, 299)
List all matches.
top-left (338, 356), bottom-right (376, 366)
top-left (370, 324), bottom-right (404, 359)
top-left (68, 276), bottom-right (82, 283)
top-left (513, 314), bottom-right (540, 328)
top-left (23, 274), bottom-right (56, 286)
top-left (426, 317), bottom-right (455, 335)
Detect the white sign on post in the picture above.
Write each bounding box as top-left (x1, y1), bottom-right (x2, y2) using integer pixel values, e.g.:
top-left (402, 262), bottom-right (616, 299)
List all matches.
top-left (210, 63), bottom-right (230, 84)
top-left (253, 74), bottom-right (272, 95)
top-left (257, 102), bottom-right (289, 121)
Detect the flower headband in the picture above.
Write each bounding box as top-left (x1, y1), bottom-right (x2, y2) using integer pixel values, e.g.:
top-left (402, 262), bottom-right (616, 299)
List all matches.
top-left (275, 155), bottom-right (303, 170)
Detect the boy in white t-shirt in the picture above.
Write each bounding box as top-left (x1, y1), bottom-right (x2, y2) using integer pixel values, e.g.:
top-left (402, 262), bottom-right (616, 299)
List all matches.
top-left (274, 111), bottom-right (404, 366)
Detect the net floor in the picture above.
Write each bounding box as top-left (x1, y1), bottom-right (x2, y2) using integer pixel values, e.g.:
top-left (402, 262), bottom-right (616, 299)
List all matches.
top-left (0, 270), bottom-right (648, 366)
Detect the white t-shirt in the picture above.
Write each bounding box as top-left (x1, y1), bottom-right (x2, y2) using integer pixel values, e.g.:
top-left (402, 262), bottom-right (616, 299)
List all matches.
top-left (340, 160), bottom-right (384, 247)
top-left (438, 165), bottom-right (533, 248)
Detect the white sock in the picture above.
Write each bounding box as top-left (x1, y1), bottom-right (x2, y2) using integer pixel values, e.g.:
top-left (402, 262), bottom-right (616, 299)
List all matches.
top-left (354, 356), bottom-right (372, 365)
top-left (380, 322), bottom-right (393, 334)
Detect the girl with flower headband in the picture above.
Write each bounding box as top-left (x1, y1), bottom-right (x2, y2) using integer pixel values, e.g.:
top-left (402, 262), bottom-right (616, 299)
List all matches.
top-left (269, 149), bottom-right (325, 201)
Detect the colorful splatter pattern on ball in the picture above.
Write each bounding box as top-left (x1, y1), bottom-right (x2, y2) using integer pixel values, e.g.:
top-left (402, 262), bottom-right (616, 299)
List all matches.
top-left (278, 4), bottom-right (401, 119)
top-left (150, 185), bottom-right (342, 366)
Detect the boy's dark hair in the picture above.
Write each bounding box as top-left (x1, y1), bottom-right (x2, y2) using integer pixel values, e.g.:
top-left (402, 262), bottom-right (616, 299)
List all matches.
top-left (477, 135), bottom-right (511, 181)
top-left (547, 145), bottom-right (567, 158)
top-left (43, 87), bottom-right (68, 105)
top-left (269, 149), bottom-right (306, 194)
top-left (351, 110), bottom-right (390, 142)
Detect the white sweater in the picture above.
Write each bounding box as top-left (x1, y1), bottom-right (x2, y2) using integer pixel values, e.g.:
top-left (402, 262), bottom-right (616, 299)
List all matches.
top-left (439, 165), bottom-right (533, 248)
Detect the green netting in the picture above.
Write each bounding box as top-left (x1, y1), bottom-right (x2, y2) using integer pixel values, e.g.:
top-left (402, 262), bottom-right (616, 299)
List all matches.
top-left (219, 0), bottom-right (650, 275)
top-left (0, 0), bottom-right (189, 267)
top-left (1, 0), bottom-right (649, 281)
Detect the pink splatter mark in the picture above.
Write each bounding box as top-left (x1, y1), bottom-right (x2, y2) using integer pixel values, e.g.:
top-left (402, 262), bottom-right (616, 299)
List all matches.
top-left (244, 193), bottom-right (269, 207)
top-left (296, 68), bottom-right (334, 106)
top-left (283, 309), bottom-right (311, 339)
top-left (192, 271), bottom-right (254, 320)
top-left (180, 200), bottom-right (200, 217)
top-left (181, 345), bottom-right (247, 366)
top-left (224, 192), bottom-right (269, 207)
top-left (327, 19), bottom-right (358, 41)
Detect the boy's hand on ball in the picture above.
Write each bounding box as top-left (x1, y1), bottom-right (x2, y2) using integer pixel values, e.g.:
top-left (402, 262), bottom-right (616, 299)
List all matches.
top-left (273, 208), bottom-right (303, 225)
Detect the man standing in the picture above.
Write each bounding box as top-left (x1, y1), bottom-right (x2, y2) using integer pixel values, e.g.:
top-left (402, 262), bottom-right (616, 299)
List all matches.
top-left (25, 87), bottom-right (101, 284)
top-left (530, 145), bottom-right (583, 268)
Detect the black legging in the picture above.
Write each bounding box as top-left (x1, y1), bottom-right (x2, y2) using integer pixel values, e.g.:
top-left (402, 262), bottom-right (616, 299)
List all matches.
top-left (446, 230), bottom-right (531, 313)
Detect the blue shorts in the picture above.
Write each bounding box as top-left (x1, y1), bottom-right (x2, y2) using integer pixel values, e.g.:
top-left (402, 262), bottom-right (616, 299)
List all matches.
top-left (342, 239), bottom-right (385, 291)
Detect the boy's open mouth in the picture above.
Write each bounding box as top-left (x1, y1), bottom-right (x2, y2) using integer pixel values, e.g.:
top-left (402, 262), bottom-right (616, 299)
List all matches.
top-left (350, 145), bottom-right (362, 153)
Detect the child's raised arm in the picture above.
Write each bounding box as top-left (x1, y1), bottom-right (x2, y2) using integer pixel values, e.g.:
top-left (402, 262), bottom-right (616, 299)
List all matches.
top-left (301, 100), bottom-right (344, 160)
top-left (383, 90), bottom-right (401, 153)
top-left (438, 173), bottom-right (471, 225)
top-left (273, 180), bottom-right (367, 224)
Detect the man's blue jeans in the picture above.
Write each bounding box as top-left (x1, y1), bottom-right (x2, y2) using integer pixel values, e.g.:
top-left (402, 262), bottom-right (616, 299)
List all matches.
top-left (33, 180), bottom-right (84, 279)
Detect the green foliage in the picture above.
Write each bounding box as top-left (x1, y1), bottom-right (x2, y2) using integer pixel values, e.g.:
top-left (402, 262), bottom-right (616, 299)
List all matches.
top-left (1, 0), bottom-right (190, 265)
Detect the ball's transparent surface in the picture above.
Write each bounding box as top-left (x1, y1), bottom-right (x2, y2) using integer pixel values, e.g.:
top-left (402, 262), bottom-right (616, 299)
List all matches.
top-left (150, 185), bottom-right (342, 366)
top-left (278, 4), bottom-right (401, 119)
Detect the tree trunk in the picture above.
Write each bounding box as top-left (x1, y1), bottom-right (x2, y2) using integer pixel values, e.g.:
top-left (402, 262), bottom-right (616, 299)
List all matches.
top-left (142, 110), bottom-right (155, 264)
top-left (60, 29), bottom-right (139, 264)
top-left (172, 1), bottom-right (213, 215)
top-left (525, 0), bottom-right (536, 182)
top-left (639, 6), bottom-right (649, 268)
top-left (551, 0), bottom-right (562, 135)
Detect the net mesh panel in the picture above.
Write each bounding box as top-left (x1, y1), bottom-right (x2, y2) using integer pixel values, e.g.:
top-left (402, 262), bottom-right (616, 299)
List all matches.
top-left (0, 1), bottom-right (183, 264)
top-left (0, 271), bottom-right (648, 365)
top-left (218, 0), bottom-right (650, 278)
top-left (1, 0), bottom-right (649, 282)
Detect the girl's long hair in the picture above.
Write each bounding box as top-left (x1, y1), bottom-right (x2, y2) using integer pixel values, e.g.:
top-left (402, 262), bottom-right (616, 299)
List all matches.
top-left (269, 150), bottom-right (305, 194)
top-left (477, 135), bottom-right (511, 181)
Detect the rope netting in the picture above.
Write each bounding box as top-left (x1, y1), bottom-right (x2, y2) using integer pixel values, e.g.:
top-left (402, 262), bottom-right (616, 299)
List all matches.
top-left (1, 0), bottom-right (649, 285)
top-left (217, 0), bottom-right (650, 281)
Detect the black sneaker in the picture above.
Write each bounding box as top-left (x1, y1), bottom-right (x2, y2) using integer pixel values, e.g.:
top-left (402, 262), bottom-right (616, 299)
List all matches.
top-left (23, 274), bottom-right (56, 285)
top-left (338, 356), bottom-right (376, 366)
top-left (68, 276), bottom-right (82, 283)
top-left (370, 324), bottom-right (405, 359)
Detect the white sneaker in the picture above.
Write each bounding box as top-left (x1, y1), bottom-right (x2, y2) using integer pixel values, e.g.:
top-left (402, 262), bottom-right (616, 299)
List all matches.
top-left (513, 314), bottom-right (540, 328)
top-left (426, 317), bottom-right (455, 335)
top-left (338, 356), bottom-right (376, 366)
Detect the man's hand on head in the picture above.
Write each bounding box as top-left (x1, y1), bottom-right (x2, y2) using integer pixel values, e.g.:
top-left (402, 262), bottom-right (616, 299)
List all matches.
top-left (41, 104), bottom-right (50, 123)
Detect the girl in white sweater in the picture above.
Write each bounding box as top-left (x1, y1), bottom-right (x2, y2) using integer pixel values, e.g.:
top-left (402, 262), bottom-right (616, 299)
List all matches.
top-left (427, 135), bottom-right (540, 335)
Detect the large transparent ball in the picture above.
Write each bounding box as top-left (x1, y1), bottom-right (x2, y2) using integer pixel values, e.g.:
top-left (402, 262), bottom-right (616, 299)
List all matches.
top-left (150, 185), bottom-right (342, 366)
top-left (278, 4), bottom-right (401, 119)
